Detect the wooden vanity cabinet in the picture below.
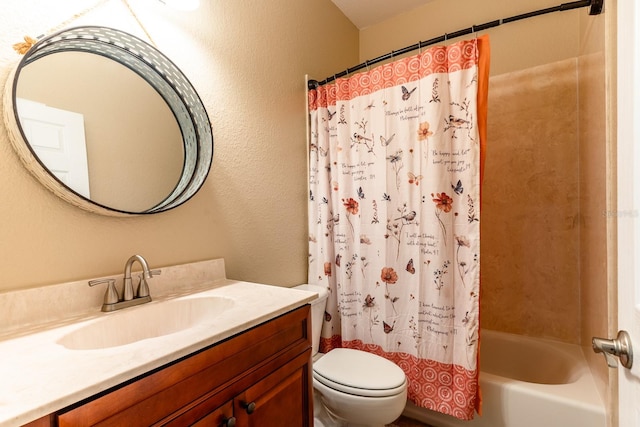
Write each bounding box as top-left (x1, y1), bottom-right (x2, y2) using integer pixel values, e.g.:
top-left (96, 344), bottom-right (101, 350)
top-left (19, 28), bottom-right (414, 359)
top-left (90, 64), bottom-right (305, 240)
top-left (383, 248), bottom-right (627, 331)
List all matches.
top-left (184, 351), bottom-right (310, 427)
top-left (25, 305), bottom-right (312, 427)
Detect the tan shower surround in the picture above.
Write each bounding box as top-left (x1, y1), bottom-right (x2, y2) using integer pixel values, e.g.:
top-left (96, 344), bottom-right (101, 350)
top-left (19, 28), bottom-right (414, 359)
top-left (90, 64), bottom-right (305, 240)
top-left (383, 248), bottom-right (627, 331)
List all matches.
top-left (481, 59), bottom-right (581, 342)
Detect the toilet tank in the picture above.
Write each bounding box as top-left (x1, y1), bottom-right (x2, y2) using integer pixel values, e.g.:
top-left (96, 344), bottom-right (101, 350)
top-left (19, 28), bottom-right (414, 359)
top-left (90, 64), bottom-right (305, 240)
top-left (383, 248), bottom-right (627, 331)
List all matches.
top-left (293, 284), bottom-right (328, 355)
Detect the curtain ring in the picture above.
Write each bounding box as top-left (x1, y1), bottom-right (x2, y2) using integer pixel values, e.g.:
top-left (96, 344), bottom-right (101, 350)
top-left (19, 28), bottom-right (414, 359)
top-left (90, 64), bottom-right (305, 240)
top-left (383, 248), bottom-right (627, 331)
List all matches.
top-left (418, 41), bottom-right (422, 54)
top-left (444, 33), bottom-right (448, 41)
top-left (365, 59), bottom-right (370, 72)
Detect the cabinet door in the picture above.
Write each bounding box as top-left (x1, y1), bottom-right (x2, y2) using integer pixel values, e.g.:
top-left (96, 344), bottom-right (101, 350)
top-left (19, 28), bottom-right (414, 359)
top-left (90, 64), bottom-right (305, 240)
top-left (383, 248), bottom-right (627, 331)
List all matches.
top-left (234, 352), bottom-right (312, 427)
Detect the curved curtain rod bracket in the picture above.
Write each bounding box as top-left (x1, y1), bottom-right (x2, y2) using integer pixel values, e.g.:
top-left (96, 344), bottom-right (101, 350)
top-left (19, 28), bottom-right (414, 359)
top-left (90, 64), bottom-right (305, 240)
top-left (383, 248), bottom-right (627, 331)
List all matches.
top-left (308, 79), bottom-right (319, 91)
top-left (590, 0), bottom-right (604, 15)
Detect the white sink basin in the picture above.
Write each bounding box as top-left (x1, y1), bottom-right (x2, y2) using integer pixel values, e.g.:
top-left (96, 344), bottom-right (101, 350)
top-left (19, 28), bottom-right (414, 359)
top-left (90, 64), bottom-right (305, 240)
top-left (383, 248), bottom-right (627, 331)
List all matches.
top-left (57, 296), bottom-right (235, 350)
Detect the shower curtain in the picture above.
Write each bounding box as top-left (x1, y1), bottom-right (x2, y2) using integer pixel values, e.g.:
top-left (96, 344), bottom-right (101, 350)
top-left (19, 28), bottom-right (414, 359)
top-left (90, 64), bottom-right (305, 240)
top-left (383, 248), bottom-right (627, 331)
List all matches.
top-left (307, 36), bottom-right (489, 420)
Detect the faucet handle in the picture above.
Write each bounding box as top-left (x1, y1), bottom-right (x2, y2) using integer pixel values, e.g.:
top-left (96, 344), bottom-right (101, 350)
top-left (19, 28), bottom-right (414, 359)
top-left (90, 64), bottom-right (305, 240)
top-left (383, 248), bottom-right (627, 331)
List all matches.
top-left (89, 279), bottom-right (119, 305)
top-left (136, 275), bottom-right (150, 298)
top-left (136, 269), bottom-right (161, 298)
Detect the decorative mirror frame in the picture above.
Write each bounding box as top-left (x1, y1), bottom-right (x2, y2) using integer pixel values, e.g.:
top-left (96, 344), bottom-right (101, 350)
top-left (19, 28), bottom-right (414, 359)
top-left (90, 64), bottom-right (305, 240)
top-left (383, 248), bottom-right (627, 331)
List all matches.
top-left (2, 26), bottom-right (213, 216)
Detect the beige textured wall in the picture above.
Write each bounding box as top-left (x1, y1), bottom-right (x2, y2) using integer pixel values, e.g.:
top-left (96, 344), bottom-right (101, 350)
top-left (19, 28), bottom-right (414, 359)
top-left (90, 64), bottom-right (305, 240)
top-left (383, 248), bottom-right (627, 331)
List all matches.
top-left (359, 0), bottom-right (581, 76)
top-left (0, 0), bottom-right (358, 291)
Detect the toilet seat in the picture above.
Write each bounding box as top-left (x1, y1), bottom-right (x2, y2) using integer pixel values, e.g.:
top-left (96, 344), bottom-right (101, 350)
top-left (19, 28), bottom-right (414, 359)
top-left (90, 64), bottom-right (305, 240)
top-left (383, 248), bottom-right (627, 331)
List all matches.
top-left (313, 348), bottom-right (406, 398)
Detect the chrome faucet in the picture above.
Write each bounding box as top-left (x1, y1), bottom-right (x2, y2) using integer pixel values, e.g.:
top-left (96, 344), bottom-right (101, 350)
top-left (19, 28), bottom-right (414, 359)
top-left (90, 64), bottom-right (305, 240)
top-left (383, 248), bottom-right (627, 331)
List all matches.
top-left (89, 255), bottom-right (161, 312)
top-left (123, 254), bottom-right (152, 301)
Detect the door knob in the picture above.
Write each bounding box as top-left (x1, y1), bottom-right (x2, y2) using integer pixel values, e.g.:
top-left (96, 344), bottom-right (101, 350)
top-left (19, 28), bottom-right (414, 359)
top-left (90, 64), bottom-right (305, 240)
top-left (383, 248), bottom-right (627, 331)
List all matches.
top-left (592, 330), bottom-right (633, 369)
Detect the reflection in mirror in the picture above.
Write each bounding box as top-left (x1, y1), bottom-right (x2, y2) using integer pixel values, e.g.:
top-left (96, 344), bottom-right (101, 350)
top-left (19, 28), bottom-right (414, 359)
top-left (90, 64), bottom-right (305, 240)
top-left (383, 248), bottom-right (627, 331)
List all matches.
top-left (16, 98), bottom-right (91, 198)
top-left (16, 52), bottom-right (184, 212)
top-left (4, 26), bottom-right (212, 216)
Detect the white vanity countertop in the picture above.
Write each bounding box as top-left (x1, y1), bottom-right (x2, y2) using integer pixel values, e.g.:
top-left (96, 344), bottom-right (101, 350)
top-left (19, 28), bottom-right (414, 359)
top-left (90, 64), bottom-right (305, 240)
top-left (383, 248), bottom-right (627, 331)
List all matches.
top-left (0, 279), bottom-right (317, 426)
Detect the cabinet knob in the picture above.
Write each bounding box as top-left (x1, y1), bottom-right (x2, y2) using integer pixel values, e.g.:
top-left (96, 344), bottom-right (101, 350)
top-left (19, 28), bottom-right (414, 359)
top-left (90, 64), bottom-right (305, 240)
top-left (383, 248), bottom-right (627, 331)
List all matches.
top-left (223, 416), bottom-right (236, 427)
top-left (242, 401), bottom-right (256, 414)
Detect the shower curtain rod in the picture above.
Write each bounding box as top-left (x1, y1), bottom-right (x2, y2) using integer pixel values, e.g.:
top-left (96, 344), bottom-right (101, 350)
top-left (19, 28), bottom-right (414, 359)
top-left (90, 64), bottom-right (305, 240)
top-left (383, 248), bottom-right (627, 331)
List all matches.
top-left (308, 0), bottom-right (604, 89)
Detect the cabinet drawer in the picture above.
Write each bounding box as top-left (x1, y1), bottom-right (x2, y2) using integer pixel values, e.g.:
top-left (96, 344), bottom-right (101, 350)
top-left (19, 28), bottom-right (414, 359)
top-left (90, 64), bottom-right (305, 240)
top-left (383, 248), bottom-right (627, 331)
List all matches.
top-left (57, 305), bottom-right (310, 427)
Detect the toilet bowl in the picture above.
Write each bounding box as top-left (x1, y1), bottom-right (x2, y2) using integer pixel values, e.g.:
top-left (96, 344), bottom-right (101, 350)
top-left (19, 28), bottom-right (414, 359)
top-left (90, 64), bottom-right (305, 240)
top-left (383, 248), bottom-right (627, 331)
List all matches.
top-left (294, 284), bottom-right (408, 427)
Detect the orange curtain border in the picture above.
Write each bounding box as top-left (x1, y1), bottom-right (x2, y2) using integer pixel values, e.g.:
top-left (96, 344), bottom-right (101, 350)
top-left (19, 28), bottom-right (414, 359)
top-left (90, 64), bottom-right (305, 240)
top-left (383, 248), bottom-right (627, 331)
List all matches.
top-left (475, 33), bottom-right (490, 417)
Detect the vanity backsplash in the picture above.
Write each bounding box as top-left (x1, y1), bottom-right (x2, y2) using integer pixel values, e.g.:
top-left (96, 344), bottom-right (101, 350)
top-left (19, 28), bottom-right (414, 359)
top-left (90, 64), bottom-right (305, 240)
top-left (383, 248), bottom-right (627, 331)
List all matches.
top-left (0, 258), bottom-right (228, 339)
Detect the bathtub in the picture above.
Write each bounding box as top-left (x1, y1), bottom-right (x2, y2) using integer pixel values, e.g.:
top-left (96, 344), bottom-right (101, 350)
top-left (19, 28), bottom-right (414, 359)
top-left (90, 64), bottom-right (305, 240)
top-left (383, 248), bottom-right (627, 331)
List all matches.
top-left (402, 330), bottom-right (606, 427)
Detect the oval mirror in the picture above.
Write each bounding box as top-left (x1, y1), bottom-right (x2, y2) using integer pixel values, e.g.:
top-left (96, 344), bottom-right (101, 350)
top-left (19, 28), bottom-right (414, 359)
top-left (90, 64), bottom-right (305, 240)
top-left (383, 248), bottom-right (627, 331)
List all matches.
top-left (3, 26), bottom-right (213, 216)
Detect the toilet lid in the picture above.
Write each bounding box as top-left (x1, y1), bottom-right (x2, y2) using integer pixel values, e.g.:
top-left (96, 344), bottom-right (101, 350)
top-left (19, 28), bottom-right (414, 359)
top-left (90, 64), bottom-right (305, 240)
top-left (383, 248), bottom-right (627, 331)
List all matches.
top-left (313, 348), bottom-right (406, 397)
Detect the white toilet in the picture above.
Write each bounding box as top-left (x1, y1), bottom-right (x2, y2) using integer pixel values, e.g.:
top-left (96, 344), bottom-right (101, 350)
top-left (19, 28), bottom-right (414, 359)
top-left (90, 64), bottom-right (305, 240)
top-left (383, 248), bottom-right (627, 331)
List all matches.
top-left (294, 284), bottom-right (408, 427)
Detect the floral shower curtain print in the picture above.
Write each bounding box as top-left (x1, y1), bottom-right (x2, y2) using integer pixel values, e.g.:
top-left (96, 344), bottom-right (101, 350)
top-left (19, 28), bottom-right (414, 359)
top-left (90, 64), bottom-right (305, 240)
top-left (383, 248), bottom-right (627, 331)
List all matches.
top-left (308, 36), bottom-right (489, 420)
